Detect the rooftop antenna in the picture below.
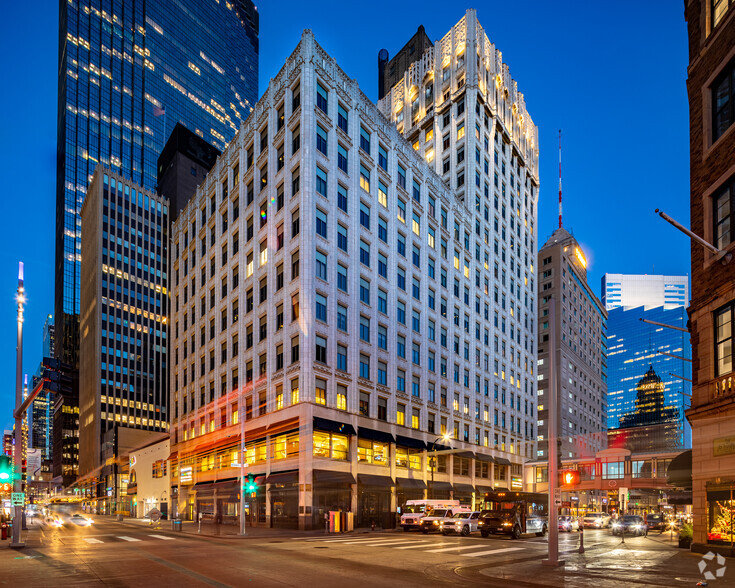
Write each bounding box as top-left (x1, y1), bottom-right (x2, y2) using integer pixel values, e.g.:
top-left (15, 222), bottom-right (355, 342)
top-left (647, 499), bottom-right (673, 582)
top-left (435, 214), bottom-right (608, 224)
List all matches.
top-left (558, 129), bottom-right (563, 229)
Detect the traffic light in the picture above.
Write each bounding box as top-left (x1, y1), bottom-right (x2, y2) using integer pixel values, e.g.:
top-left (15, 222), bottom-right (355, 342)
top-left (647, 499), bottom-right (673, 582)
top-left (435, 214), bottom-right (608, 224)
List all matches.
top-left (0, 455), bottom-right (11, 482)
top-left (560, 469), bottom-right (580, 486)
top-left (245, 473), bottom-right (257, 495)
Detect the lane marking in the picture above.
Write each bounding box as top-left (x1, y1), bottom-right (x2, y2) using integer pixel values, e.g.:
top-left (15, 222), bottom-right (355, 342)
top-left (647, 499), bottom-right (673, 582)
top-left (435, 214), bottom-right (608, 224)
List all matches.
top-left (150, 534), bottom-right (176, 541)
top-left (339, 538), bottom-right (416, 546)
top-left (426, 544), bottom-right (487, 553)
top-left (461, 547), bottom-right (524, 557)
top-left (117, 536), bottom-right (142, 542)
top-left (393, 542), bottom-right (437, 549)
top-left (83, 537), bottom-right (104, 544)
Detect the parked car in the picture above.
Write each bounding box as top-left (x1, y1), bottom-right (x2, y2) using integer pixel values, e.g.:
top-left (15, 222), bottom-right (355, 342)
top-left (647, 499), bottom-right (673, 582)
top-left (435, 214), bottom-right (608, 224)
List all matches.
top-left (645, 513), bottom-right (664, 532)
top-left (583, 512), bottom-right (611, 529)
top-left (69, 514), bottom-right (94, 527)
top-left (419, 506), bottom-right (471, 534)
top-left (558, 515), bottom-right (579, 532)
top-left (440, 511), bottom-right (483, 536)
top-left (611, 515), bottom-right (648, 536)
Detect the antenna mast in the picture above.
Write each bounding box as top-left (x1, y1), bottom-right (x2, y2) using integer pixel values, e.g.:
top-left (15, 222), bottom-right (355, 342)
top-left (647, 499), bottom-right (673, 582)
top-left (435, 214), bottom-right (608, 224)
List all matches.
top-left (558, 129), bottom-right (563, 229)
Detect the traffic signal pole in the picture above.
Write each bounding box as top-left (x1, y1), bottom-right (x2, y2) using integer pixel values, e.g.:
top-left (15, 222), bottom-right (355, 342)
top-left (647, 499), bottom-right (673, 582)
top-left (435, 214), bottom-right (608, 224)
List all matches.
top-left (11, 263), bottom-right (25, 548)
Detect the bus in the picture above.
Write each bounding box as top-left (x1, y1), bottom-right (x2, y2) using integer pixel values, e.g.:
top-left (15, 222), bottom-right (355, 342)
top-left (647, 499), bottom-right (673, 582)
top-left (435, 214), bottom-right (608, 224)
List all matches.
top-left (477, 491), bottom-right (548, 539)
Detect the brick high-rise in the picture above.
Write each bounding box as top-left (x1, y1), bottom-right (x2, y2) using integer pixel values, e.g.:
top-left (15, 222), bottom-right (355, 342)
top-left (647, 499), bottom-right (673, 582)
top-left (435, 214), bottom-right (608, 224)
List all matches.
top-left (684, 0), bottom-right (735, 554)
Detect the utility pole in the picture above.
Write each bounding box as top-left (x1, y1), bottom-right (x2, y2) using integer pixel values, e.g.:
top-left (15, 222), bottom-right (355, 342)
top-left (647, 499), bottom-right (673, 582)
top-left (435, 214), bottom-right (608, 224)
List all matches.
top-left (543, 296), bottom-right (563, 567)
top-left (11, 262), bottom-right (25, 548)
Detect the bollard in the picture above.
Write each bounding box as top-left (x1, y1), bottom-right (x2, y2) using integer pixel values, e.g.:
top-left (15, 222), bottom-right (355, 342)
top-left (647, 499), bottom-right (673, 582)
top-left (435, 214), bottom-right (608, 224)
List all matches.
top-left (371, 520), bottom-right (376, 532)
top-left (579, 525), bottom-right (585, 554)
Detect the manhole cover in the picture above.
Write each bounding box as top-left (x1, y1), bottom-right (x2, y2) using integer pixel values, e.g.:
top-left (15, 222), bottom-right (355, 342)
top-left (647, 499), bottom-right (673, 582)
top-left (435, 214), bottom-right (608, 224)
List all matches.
top-left (314, 546), bottom-right (328, 549)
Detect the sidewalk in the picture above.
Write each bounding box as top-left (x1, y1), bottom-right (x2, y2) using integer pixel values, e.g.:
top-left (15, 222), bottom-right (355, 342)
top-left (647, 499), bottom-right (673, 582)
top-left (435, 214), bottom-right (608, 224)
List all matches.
top-left (112, 515), bottom-right (395, 540)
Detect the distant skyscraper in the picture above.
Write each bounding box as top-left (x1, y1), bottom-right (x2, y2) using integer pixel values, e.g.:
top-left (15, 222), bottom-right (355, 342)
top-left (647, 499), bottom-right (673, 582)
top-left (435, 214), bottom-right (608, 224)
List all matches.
top-left (606, 305), bottom-right (691, 451)
top-left (79, 167), bottom-right (169, 511)
top-left (55, 0), bottom-right (259, 369)
top-left (601, 273), bottom-right (689, 311)
top-left (29, 315), bottom-right (56, 462)
top-left (537, 228), bottom-right (608, 459)
top-left (377, 25), bottom-right (432, 100)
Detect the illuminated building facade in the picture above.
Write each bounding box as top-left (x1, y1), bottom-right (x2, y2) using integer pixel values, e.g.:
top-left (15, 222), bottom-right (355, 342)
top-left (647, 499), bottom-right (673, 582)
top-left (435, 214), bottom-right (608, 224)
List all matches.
top-left (29, 316), bottom-right (56, 462)
top-left (169, 18), bottom-right (536, 531)
top-left (684, 0), bottom-right (735, 553)
top-left (55, 0), bottom-right (259, 370)
top-left (601, 273), bottom-right (689, 311)
top-left (79, 167), bottom-right (169, 512)
top-left (537, 227), bottom-right (608, 460)
top-left (606, 305), bottom-right (691, 450)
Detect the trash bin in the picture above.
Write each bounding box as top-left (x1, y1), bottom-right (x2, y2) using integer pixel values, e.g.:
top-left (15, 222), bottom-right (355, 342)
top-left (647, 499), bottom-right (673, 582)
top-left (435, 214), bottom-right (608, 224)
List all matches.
top-left (171, 519), bottom-right (182, 532)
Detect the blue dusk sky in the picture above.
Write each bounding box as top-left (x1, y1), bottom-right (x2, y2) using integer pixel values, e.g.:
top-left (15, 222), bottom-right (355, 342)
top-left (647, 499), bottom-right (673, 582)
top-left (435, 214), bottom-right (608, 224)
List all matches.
top-left (0, 1), bottom-right (688, 430)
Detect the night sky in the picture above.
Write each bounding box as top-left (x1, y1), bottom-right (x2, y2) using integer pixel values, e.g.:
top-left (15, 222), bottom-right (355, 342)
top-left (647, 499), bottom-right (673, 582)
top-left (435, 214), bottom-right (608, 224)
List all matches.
top-left (0, 1), bottom-right (689, 430)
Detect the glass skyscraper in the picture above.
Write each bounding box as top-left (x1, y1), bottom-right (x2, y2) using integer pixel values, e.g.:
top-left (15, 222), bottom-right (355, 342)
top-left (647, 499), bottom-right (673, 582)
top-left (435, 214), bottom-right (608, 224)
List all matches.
top-left (606, 305), bottom-right (692, 449)
top-left (55, 0), bottom-right (259, 367)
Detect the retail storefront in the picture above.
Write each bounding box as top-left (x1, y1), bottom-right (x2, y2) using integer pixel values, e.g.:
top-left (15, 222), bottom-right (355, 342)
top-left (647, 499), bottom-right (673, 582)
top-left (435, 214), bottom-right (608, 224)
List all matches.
top-left (357, 473), bottom-right (394, 529)
top-left (267, 471), bottom-right (299, 529)
top-left (312, 469), bottom-right (355, 528)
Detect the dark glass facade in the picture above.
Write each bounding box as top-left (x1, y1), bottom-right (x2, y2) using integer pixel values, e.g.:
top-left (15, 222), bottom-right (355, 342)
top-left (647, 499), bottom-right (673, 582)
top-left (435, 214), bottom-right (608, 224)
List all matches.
top-left (606, 305), bottom-right (692, 450)
top-left (56, 0), bottom-right (259, 366)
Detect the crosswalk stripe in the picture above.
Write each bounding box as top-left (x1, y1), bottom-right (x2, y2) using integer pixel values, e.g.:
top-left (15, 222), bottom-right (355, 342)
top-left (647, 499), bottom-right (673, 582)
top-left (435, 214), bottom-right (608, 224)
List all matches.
top-left (83, 538), bottom-right (103, 544)
top-left (426, 544), bottom-right (486, 553)
top-left (339, 538), bottom-right (414, 546)
top-left (117, 536), bottom-right (142, 542)
top-left (150, 535), bottom-right (176, 541)
top-left (461, 547), bottom-right (524, 558)
top-left (305, 537), bottom-right (358, 543)
top-left (393, 542), bottom-right (437, 549)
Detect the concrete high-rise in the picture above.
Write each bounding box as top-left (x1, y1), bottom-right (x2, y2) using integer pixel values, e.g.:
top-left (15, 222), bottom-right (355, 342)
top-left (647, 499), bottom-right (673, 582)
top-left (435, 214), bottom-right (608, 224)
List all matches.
top-left (536, 228), bottom-right (607, 460)
top-left (55, 0), bottom-right (259, 372)
top-left (169, 15), bottom-right (538, 530)
top-left (601, 273), bottom-right (689, 311)
top-left (79, 167), bottom-right (169, 513)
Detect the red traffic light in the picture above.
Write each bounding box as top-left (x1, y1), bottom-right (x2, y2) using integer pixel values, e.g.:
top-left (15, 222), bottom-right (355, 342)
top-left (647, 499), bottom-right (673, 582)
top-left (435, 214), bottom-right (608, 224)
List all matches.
top-left (561, 470), bottom-right (580, 485)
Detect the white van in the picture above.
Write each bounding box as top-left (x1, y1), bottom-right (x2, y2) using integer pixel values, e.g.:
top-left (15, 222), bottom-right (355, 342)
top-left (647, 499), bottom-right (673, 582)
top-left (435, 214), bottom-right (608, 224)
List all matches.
top-left (400, 499), bottom-right (461, 531)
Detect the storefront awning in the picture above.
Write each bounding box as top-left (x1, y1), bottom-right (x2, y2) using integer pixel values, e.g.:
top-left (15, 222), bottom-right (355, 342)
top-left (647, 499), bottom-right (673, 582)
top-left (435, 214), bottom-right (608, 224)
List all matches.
top-left (313, 469), bottom-right (356, 485)
top-left (431, 481), bottom-right (453, 492)
top-left (166, 451), bottom-right (178, 461)
top-left (474, 453), bottom-right (496, 464)
top-left (357, 473), bottom-right (394, 487)
top-left (476, 485), bottom-right (494, 494)
top-left (453, 483), bottom-right (475, 493)
top-left (454, 451), bottom-right (476, 460)
top-left (314, 417), bottom-right (356, 436)
top-left (395, 435), bottom-right (427, 450)
top-left (358, 427), bottom-right (395, 444)
top-left (494, 457), bottom-right (511, 465)
top-left (265, 471), bottom-right (299, 485)
top-left (396, 477), bottom-right (427, 490)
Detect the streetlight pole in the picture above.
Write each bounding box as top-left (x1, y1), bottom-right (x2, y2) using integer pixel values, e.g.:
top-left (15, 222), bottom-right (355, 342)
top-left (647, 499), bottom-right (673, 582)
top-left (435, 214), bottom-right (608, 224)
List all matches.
top-left (11, 262), bottom-right (25, 548)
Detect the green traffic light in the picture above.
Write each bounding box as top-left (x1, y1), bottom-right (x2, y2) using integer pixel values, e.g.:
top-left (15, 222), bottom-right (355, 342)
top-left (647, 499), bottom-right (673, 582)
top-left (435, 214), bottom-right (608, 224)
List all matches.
top-left (0, 455), bottom-right (12, 481)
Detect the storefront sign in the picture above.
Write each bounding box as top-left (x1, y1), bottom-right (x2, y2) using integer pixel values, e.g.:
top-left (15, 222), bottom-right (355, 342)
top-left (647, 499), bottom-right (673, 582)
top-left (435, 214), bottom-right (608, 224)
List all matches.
top-left (713, 436), bottom-right (735, 457)
top-left (180, 466), bottom-right (192, 483)
top-left (511, 476), bottom-right (522, 489)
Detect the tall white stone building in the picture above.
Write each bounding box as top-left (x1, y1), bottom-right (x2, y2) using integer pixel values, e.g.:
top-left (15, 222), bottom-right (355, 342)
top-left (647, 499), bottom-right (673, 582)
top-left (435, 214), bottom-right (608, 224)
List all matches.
top-left (169, 12), bottom-right (539, 531)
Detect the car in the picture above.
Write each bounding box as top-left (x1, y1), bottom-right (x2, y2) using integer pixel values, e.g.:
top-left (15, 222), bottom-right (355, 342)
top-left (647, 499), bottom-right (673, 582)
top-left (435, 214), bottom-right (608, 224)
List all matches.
top-left (558, 515), bottom-right (579, 532)
top-left (645, 513), bottom-right (664, 532)
top-left (440, 511), bottom-right (483, 536)
top-left (419, 506), bottom-right (471, 534)
top-left (478, 507), bottom-right (548, 539)
top-left (50, 517), bottom-right (64, 528)
top-left (583, 512), bottom-right (612, 529)
top-left (611, 515), bottom-right (648, 536)
top-left (400, 500), bottom-right (462, 531)
top-left (69, 514), bottom-right (94, 526)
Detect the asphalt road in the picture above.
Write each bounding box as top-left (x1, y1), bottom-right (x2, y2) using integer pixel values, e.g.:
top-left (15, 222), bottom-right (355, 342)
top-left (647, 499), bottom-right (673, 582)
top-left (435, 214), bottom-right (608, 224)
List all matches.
top-left (0, 512), bottom-right (692, 587)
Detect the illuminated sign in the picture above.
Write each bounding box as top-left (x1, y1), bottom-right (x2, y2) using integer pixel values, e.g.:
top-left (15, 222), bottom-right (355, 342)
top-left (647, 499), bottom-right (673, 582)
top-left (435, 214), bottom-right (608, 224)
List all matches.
top-left (180, 466), bottom-right (193, 483)
top-left (561, 470), bottom-right (581, 485)
top-left (511, 476), bottom-right (522, 489)
top-left (575, 247), bottom-right (587, 268)
top-left (129, 455), bottom-right (136, 468)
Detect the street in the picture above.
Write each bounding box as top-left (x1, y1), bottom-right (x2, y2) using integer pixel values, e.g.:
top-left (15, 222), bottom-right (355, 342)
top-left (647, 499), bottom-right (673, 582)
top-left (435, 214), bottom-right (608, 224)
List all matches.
top-left (0, 512), bottom-right (718, 587)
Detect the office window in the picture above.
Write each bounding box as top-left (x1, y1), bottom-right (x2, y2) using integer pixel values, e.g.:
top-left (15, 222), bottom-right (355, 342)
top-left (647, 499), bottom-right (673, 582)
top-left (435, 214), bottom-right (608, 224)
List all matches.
top-left (316, 125), bottom-right (328, 155)
top-left (316, 208), bottom-right (327, 238)
top-left (378, 144), bottom-right (388, 171)
top-left (336, 385), bottom-right (347, 411)
top-left (315, 377), bottom-right (327, 405)
top-left (316, 336), bottom-right (327, 363)
top-left (337, 224), bottom-right (348, 252)
top-left (360, 353), bottom-right (370, 379)
top-left (316, 251), bottom-right (327, 280)
top-left (397, 266), bottom-right (406, 290)
top-left (713, 59), bottom-right (735, 142)
top-left (316, 167), bottom-right (328, 197)
top-left (360, 316), bottom-right (371, 342)
top-left (337, 144), bottom-right (348, 173)
top-left (360, 202), bottom-right (370, 230)
top-left (337, 344), bottom-right (347, 371)
top-left (360, 277), bottom-right (371, 304)
top-left (360, 240), bottom-right (370, 267)
top-left (378, 181), bottom-right (388, 208)
top-left (715, 177), bottom-right (735, 249)
top-left (378, 217), bottom-right (388, 242)
top-left (378, 252), bottom-right (388, 278)
top-left (378, 324), bottom-right (388, 350)
top-left (316, 293), bottom-right (327, 322)
top-left (360, 126), bottom-right (371, 154)
top-left (716, 303), bottom-right (733, 376)
top-left (397, 300), bottom-right (406, 324)
top-left (397, 164), bottom-right (406, 189)
top-left (338, 185), bottom-right (348, 212)
top-left (360, 163), bottom-right (371, 192)
top-left (397, 334), bottom-right (406, 358)
top-left (338, 103), bottom-right (348, 132)
top-left (397, 402), bottom-right (406, 425)
top-left (378, 289), bottom-right (388, 314)
top-left (337, 304), bottom-right (347, 332)
top-left (378, 362), bottom-right (387, 386)
top-left (337, 263), bottom-right (348, 292)
top-left (316, 81), bottom-right (328, 113)
top-left (360, 393), bottom-right (371, 417)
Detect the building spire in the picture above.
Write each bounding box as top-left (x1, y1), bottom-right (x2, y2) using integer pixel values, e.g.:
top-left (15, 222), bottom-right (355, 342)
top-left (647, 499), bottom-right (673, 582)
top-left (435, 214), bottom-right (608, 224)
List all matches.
top-left (558, 129), bottom-right (563, 229)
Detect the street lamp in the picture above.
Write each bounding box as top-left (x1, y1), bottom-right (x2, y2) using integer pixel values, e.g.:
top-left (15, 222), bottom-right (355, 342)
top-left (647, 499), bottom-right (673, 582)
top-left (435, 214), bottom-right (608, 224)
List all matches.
top-left (429, 433), bottom-right (452, 500)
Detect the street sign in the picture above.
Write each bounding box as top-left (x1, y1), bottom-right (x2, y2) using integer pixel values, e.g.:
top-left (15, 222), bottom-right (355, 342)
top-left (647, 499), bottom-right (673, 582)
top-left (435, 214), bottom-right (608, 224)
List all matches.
top-left (11, 492), bottom-right (24, 505)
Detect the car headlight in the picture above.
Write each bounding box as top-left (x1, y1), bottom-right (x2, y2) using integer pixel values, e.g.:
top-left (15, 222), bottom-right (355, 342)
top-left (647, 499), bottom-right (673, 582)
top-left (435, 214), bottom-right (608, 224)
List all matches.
top-left (612, 522), bottom-right (620, 528)
top-left (502, 522), bottom-right (512, 526)
top-left (433, 520), bottom-right (439, 525)
top-left (633, 524), bottom-right (641, 530)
